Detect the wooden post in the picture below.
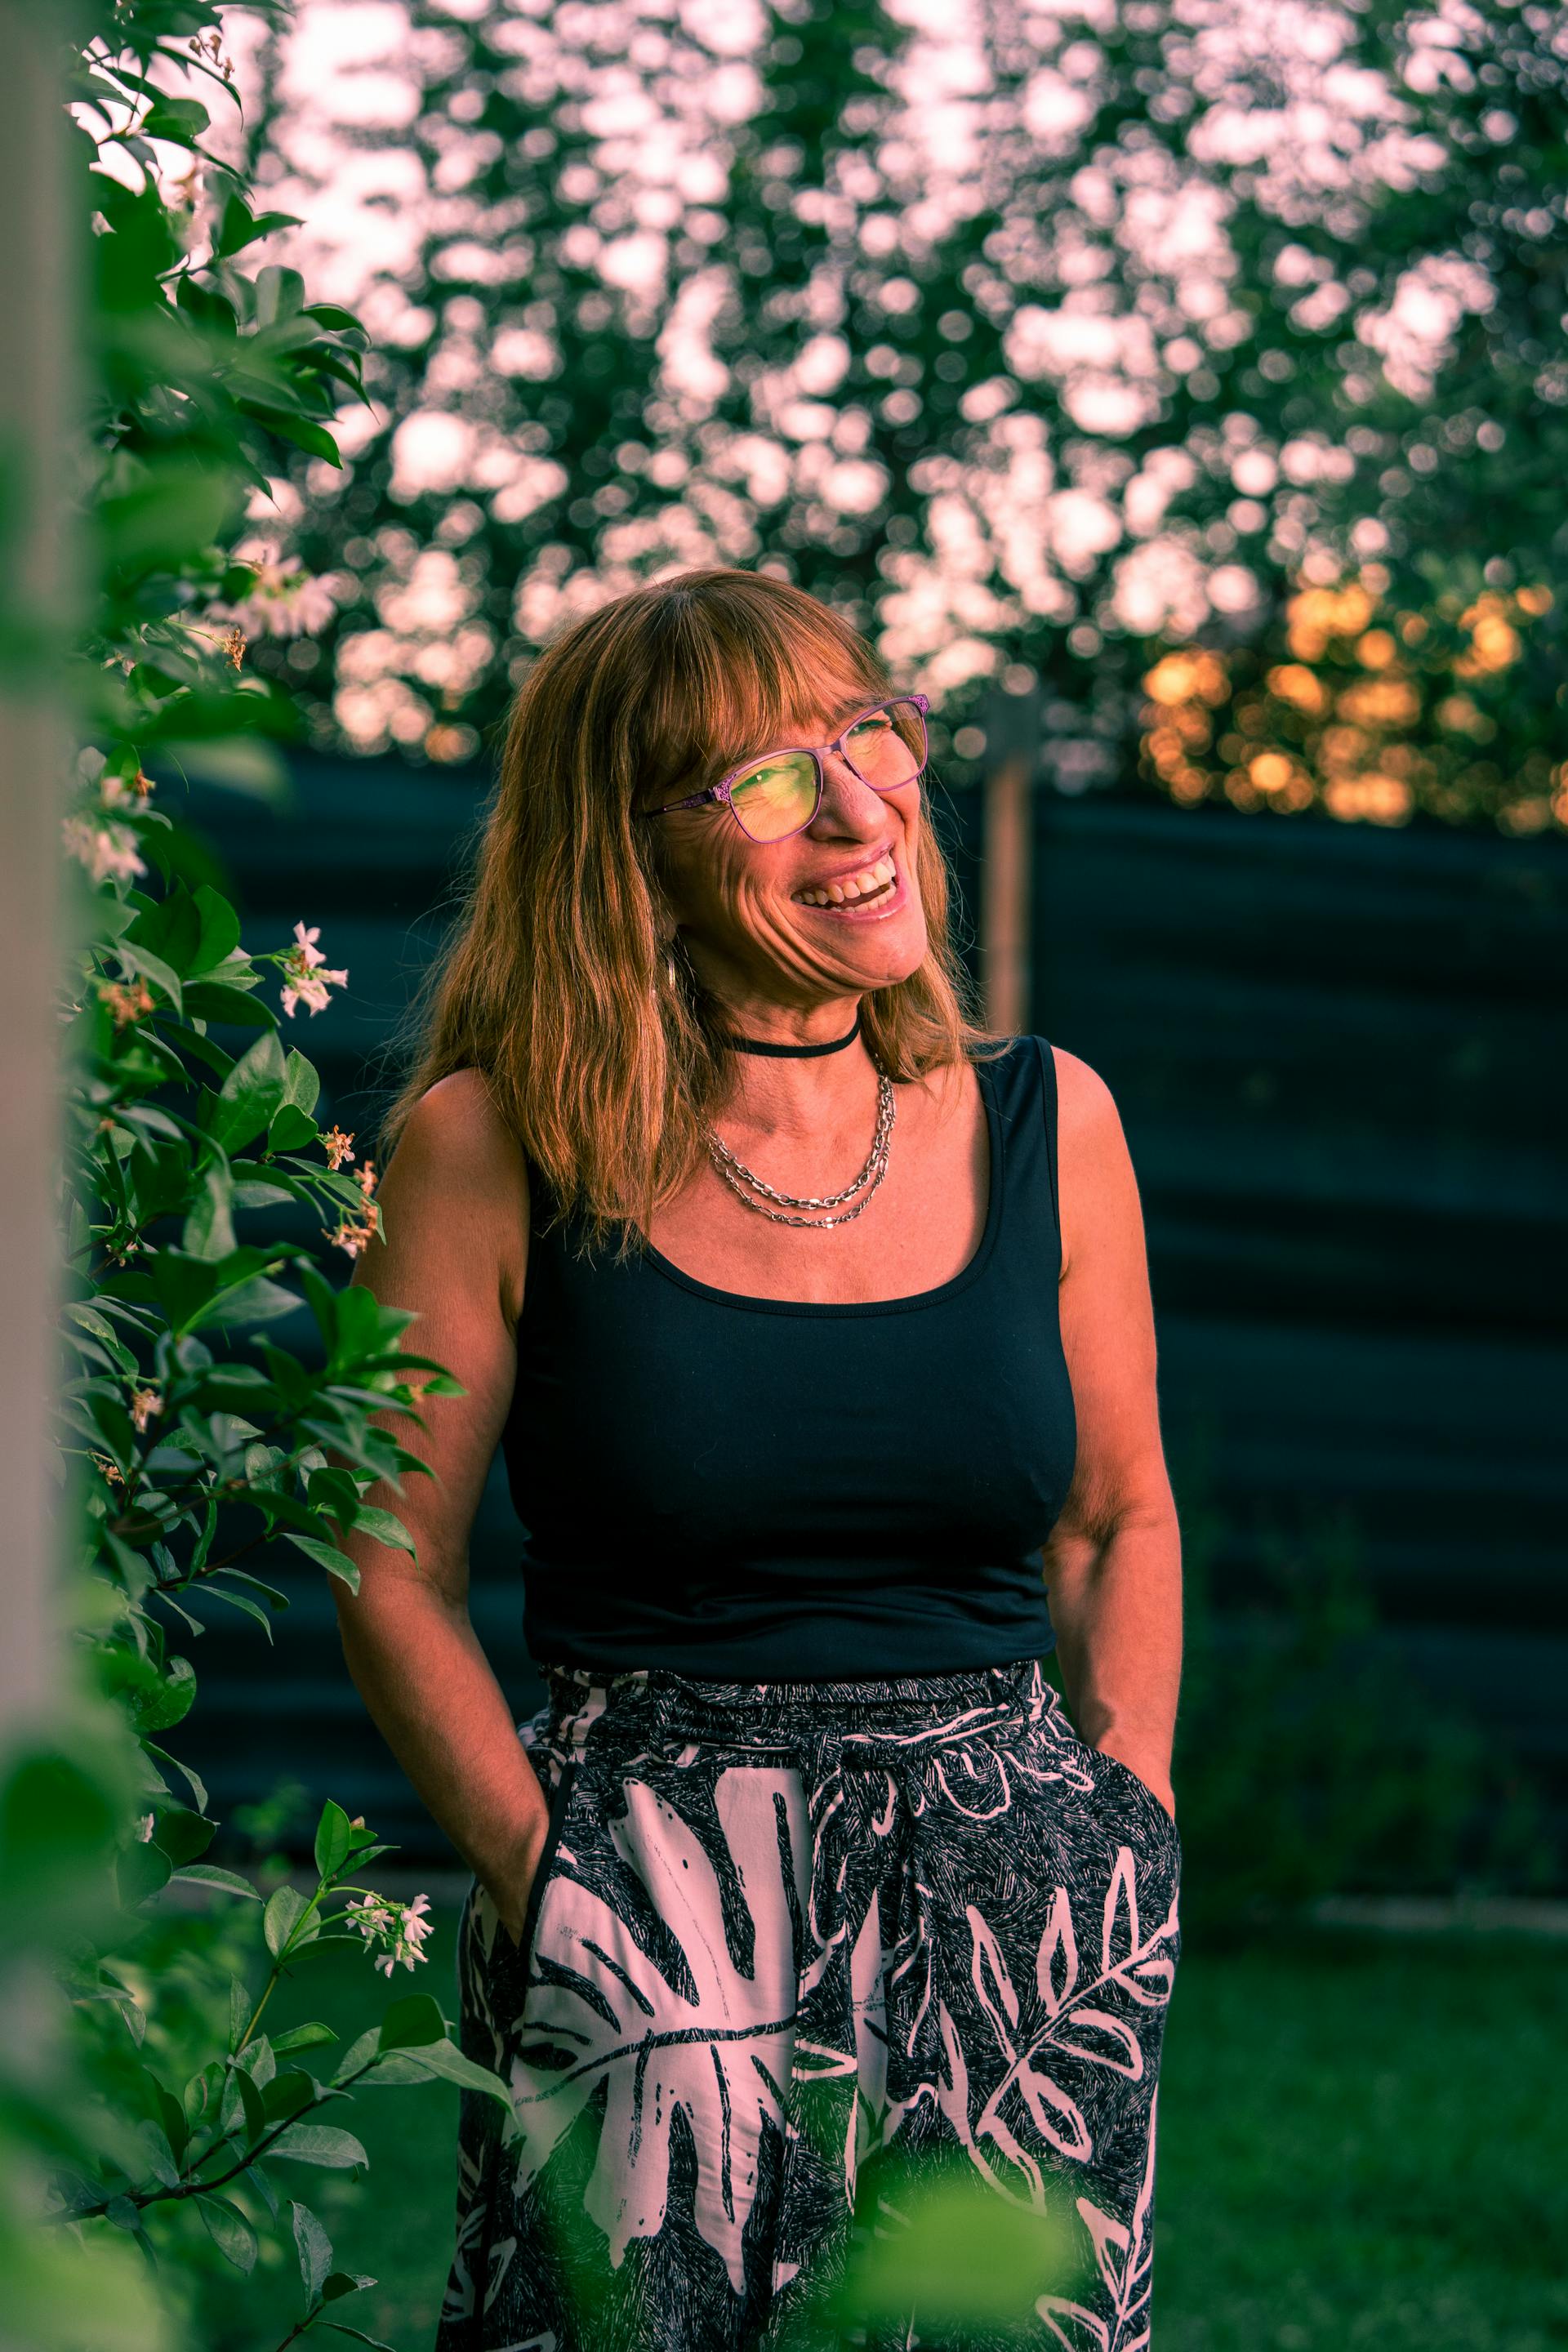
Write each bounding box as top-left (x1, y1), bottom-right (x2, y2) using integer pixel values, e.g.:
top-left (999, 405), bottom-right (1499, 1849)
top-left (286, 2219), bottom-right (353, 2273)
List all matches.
top-left (980, 681), bottom-right (1041, 1035)
top-left (0, 5), bottom-right (72, 1740)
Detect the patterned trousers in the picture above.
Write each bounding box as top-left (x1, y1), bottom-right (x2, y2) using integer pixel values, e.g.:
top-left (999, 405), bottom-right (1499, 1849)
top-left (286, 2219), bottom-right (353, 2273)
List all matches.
top-left (436, 1658), bottom-right (1182, 2352)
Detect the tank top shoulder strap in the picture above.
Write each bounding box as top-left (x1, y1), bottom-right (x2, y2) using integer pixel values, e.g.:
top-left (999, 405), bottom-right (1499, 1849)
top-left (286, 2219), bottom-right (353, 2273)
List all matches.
top-left (982, 1033), bottom-right (1062, 1269)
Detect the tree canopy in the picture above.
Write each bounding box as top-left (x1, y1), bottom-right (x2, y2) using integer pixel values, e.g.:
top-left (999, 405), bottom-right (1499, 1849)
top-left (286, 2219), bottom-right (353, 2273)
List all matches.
top-left (246, 0), bottom-right (1566, 829)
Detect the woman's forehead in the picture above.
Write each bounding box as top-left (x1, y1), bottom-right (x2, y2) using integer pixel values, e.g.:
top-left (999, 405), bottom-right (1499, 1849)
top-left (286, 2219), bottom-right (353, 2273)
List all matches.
top-left (706, 667), bottom-right (880, 764)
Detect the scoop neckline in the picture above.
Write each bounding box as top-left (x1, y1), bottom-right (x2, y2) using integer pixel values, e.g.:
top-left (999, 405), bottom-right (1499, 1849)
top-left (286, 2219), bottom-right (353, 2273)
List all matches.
top-left (631, 1051), bottom-right (1007, 1318)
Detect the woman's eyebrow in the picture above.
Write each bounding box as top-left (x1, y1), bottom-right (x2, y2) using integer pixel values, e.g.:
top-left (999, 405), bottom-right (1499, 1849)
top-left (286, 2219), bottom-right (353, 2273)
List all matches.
top-left (710, 692), bottom-right (880, 773)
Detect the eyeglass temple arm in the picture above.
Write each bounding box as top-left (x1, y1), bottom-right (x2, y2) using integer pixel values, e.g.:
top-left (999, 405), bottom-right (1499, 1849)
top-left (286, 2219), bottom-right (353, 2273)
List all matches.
top-left (641, 784), bottom-right (722, 821)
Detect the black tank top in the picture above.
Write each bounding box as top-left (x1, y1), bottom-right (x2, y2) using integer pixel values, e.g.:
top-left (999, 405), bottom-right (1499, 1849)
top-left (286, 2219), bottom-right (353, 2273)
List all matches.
top-left (501, 1034), bottom-right (1076, 1678)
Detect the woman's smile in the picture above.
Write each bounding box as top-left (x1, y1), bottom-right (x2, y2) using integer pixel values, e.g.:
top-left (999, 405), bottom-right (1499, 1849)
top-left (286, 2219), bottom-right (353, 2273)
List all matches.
top-left (789, 843), bottom-right (906, 919)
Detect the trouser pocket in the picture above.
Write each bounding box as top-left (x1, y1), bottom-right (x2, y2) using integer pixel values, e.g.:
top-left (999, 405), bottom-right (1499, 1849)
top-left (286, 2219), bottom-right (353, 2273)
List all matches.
top-left (1089, 1742), bottom-right (1180, 1849)
top-left (511, 1754), bottom-right (579, 1976)
top-left (465, 1750), bottom-right (581, 2042)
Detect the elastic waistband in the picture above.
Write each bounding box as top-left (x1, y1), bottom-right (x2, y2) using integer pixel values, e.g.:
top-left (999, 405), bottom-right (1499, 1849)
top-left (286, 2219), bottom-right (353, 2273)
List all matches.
top-left (538, 1655), bottom-right (1054, 1753)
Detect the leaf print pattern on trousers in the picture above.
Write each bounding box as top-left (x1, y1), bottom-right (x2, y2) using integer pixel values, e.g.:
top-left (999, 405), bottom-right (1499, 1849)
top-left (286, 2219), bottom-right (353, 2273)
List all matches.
top-left (435, 1658), bottom-right (1181, 2352)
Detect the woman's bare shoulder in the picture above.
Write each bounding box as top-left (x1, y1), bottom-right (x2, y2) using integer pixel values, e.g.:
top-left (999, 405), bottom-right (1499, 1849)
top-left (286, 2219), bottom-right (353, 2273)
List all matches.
top-left (377, 1069), bottom-right (530, 1323)
top-left (1048, 1041), bottom-right (1122, 1143)
top-left (392, 1077), bottom-right (533, 1195)
top-left (1045, 1044), bottom-right (1137, 1277)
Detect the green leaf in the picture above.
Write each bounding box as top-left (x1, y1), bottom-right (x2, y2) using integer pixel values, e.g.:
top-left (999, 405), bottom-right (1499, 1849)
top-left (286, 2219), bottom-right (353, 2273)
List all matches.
top-left (124, 882), bottom-right (203, 978)
top-left (332, 2029), bottom-right (381, 2084)
top-left (291, 2199), bottom-right (333, 2304)
top-left (254, 264), bottom-right (306, 324)
top-left (215, 1567), bottom-right (290, 1612)
top-left (323, 2328), bottom-right (397, 2351)
top-left (181, 979), bottom-right (278, 1027)
top-left (201, 1584), bottom-right (278, 1639)
top-left (206, 1273), bottom-right (305, 1328)
top-left (376, 1993), bottom-right (447, 2054)
top-left (281, 1047), bottom-right (322, 1118)
top-left (142, 95), bottom-right (211, 139)
top-left (207, 1028), bottom-right (289, 1155)
top-left (183, 1164), bottom-right (236, 1258)
top-left (150, 1245), bottom-right (293, 1336)
top-left (314, 1800), bottom-right (354, 1883)
top-left (100, 462), bottom-right (234, 573)
top-left (151, 1806), bottom-right (216, 1866)
top-left (261, 2068), bottom-right (318, 2123)
top-left (144, 1741), bottom-right (208, 1815)
top-left (284, 1533), bottom-right (360, 1591)
top-left (345, 1506), bottom-right (416, 1561)
top-left (147, 1247), bottom-right (220, 1334)
top-left (303, 305), bottom-right (368, 336)
top-left (117, 1838), bottom-right (172, 1908)
top-left (231, 2064), bottom-right (268, 2148)
top-left (125, 1654), bottom-right (197, 1735)
top-left (217, 196), bottom-right (302, 256)
top-left (117, 938), bottom-right (183, 1015)
top-left (321, 2273), bottom-right (376, 2304)
top-left (176, 274), bottom-right (237, 336)
top-left (149, 2076), bottom-right (190, 2163)
top-left (264, 1883), bottom-right (310, 1958)
top-left (234, 1177), bottom-right (302, 1208)
top-left (267, 1103), bottom-right (319, 1152)
top-left (190, 884), bottom-right (242, 975)
top-left (174, 1864), bottom-right (261, 1900)
top-left (245, 2160), bottom-right (279, 2221)
top-left (239, 401), bottom-right (341, 464)
top-left (391, 2040), bottom-right (518, 2118)
top-left (271, 2022), bottom-right (338, 2056)
top-left (197, 2193), bottom-right (258, 2274)
top-left (65, 1301), bottom-right (129, 1350)
top-left (134, 2118), bottom-right (179, 2189)
top-left (268, 2123), bottom-right (368, 2171)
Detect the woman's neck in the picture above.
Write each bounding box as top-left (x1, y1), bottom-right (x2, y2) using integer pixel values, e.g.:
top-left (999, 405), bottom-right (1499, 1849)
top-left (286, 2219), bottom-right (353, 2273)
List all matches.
top-left (715, 996), bottom-right (877, 1139)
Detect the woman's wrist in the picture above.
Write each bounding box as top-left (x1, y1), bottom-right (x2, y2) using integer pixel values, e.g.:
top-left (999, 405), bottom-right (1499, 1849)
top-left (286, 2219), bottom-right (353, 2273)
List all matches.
top-left (1089, 1730), bottom-right (1176, 1818)
top-left (474, 1806), bottom-right (552, 1944)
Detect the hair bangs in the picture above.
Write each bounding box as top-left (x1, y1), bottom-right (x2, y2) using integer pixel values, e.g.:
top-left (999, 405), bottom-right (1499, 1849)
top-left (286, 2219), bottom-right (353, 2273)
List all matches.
top-left (623, 573), bottom-right (889, 804)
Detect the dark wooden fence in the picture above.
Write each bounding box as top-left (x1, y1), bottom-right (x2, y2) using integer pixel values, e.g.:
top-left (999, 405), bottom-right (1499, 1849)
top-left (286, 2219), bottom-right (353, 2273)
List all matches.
top-left (172, 756), bottom-right (1568, 1862)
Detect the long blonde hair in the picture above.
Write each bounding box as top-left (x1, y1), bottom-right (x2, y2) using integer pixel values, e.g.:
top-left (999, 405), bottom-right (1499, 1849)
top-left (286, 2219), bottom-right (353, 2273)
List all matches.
top-left (380, 567), bottom-right (997, 1252)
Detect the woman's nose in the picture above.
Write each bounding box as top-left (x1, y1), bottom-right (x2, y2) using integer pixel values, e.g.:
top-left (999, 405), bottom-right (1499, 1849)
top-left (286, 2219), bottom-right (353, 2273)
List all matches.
top-left (812, 753), bottom-right (893, 836)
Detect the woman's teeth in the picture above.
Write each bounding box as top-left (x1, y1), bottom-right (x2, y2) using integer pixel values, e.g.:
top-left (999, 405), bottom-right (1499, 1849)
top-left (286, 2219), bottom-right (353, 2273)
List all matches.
top-left (794, 853), bottom-right (897, 909)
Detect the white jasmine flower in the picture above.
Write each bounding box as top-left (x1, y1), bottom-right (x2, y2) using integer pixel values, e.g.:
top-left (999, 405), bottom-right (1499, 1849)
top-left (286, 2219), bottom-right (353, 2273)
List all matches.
top-left (279, 920), bottom-right (349, 1018)
top-left (216, 555), bottom-right (337, 640)
top-left (62, 816), bottom-right (146, 887)
top-left (345, 1890), bottom-right (434, 1977)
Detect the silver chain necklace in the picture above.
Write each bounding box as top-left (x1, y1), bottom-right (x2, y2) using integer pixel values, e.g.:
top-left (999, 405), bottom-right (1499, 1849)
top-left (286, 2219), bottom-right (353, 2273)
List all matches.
top-left (705, 1070), bottom-right (896, 1229)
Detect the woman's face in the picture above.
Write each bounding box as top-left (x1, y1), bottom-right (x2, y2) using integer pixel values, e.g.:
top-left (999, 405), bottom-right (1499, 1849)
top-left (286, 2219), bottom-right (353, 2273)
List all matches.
top-left (649, 691), bottom-right (930, 1014)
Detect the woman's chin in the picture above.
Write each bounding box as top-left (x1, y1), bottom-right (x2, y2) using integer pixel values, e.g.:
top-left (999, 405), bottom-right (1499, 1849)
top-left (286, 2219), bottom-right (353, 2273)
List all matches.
top-left (791, 889), bottom-right (927, 984)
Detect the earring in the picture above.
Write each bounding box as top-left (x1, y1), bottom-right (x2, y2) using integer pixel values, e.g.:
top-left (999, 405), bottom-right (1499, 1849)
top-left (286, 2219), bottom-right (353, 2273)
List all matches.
top-left (665, 945), bottom-right (679, 991)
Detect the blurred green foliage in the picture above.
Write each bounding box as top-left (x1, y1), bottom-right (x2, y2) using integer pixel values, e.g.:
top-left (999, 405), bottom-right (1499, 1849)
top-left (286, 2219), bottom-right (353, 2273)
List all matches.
top-left (0, 10), bottom-right (502, 2347)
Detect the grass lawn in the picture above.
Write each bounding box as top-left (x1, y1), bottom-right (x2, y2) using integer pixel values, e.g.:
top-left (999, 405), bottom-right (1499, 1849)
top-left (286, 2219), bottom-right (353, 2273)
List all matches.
top-left (212, 1915), bottom-right (1568, 2350)
top-left (1155, 1929), bottom-right (1568, 2351)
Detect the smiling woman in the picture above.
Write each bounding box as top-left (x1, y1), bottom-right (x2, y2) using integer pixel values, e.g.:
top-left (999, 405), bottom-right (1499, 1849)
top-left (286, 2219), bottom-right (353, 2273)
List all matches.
top-left (374, 569), bottom-right (980, 1250)
top-left (331, 568), bottom-right (1184, 2350)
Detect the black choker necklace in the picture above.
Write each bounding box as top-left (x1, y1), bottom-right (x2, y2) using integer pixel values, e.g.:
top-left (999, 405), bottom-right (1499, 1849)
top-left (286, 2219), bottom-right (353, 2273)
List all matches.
top-left (726, 1011), bottom-right (862, 1058)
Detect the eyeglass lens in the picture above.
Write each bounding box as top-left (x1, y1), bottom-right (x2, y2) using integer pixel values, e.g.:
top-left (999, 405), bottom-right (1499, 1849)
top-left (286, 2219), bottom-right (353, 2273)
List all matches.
top-left (728, 701), bottom-right (927, 842)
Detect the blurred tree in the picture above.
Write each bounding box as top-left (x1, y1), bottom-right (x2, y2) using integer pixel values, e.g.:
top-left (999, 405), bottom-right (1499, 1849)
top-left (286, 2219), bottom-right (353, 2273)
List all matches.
top-left (253, 0), bottom-right (1565, 828)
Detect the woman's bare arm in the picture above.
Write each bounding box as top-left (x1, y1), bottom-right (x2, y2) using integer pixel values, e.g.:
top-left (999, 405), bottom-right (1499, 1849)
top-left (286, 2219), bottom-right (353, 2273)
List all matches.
top-left (1041, 1048), bottom-right (1183, 1815)
top-left (328, 1068), bottom-right (547, 1939)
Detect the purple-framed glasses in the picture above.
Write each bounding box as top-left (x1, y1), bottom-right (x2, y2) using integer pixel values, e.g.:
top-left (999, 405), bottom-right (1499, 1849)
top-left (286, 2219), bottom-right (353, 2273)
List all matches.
top-left (639, 693), bottom-right (931, 845)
